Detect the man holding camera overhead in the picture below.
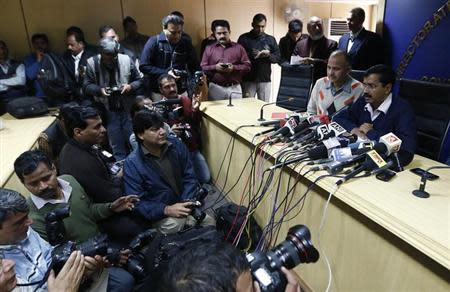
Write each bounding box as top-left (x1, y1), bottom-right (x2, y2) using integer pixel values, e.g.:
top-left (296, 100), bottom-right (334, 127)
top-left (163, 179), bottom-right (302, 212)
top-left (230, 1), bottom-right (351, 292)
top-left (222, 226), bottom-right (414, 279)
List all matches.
top-left (83, 37), bottom-right (143, 161)
top-left (201, 19), bottom-right (251, 100)
top-left (140, 14), bottom-right (200, 101)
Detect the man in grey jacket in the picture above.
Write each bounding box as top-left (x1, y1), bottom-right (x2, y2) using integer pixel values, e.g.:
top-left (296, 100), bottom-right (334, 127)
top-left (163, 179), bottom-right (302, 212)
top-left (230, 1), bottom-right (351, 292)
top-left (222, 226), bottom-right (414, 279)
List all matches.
top-left (83, 37), bottom-right (142, 160)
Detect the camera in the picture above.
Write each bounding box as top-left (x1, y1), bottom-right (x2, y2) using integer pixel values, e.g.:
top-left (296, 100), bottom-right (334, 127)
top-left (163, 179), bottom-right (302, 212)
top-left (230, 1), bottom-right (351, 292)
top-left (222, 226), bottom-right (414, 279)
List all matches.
top-left (184, 186), bottom-right (209, 223)
top-left (194, 71), bottom-right (204, 87)
top-left (177, 123), bottom-right (192, 141)
top-left (247, 225), bottom-right (319, 292)
top-left (105, 85), bottom-right (124, 111)
top-left (45, 206), bottom-right (71, 246)
top-left (172, 69), bottom-right (188, 78)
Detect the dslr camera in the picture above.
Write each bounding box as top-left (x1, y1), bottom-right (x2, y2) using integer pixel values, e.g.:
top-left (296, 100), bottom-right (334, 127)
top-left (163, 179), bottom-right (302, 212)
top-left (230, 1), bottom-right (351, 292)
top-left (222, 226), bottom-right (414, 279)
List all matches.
top-left (45, 206), bottom-right (157, 279)
top-left (183, 186), bottom-right (209, 223)
top-left (105, 85), bottom-right (124, 111)
top-left (247, 225), bottom-right (319, 292)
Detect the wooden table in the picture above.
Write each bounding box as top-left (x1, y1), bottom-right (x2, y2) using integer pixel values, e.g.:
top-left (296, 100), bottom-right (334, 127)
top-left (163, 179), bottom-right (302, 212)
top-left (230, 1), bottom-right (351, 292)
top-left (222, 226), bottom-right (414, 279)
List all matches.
top-left (0, 113), bottom-right (55, 194)
top-left (200, 99), bottom-right (450, 292)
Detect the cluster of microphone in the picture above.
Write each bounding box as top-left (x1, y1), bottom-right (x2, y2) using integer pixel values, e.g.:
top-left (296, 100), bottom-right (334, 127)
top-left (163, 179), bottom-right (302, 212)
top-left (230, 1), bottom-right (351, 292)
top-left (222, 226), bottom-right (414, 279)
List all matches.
top-left (255, 112), bottom-right (404, 185)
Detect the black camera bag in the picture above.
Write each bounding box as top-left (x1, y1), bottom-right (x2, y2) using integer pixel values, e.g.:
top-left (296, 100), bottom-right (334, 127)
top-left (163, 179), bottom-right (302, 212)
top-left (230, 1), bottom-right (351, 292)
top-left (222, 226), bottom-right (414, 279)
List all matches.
top-left (7, 97), bottom-right (48, 119)
top-left (216, 202), bottom-right (263, 252)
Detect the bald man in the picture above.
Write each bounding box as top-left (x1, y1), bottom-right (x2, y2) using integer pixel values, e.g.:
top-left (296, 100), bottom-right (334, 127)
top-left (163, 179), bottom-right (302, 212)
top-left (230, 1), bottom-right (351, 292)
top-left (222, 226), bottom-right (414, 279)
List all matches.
top-left (293, 16), bottom-right (337, 81)
top-left (307, 50), bottom-right (363, 115)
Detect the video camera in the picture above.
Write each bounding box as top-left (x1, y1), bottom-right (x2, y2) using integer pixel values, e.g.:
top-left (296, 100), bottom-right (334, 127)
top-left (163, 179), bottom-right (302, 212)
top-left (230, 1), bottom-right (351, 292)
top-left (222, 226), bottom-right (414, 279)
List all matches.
top-left (105, 85), bottom-right (125, 111)
top-left (246, 225), bottom-right (319, 292)
top-left (45, 206), bottom-right (157, 279)
top-left (183, 186), bottom-right (209, 223)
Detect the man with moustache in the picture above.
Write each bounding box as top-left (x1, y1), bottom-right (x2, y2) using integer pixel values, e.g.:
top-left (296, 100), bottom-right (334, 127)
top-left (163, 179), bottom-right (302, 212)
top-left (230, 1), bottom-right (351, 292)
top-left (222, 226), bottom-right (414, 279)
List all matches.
top-left (333, 64), bottom-right (417, 165)
top-left (124, 110), bottom-right (215, 234)
top-left (13, 150), bottom-right (137, 292)
top-left (238, 13), bottom-right (280, 102)
top-left (293, 16), bottom-right (337, 81)
top-left (200, 19), bottom-right (251, 100)
top-left (307, 50), bottom-right (363, 115)
top-left (24, 33), bottom-right (50, 100)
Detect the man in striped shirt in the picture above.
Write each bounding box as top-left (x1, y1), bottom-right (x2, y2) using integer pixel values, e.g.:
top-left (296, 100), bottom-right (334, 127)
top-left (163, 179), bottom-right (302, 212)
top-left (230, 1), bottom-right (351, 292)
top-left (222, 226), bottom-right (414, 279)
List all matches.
top-left (307, 50), bottom-right (363, 116)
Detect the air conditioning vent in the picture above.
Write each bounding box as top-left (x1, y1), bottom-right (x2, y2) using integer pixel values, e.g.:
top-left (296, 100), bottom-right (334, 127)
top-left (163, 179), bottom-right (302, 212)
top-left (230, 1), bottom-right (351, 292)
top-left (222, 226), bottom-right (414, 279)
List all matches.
top-left (325, 18), bottom-right (349, 42)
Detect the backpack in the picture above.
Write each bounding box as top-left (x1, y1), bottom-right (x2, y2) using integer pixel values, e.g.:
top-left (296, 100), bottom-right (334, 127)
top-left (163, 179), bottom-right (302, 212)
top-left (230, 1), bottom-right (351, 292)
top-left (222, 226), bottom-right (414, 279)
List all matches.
top-left (38, 53), bottom-right (76, 102)
top-left (7, 97), bottom-right (48, 119)
top-left (216, 202), bottom-right (263, 252)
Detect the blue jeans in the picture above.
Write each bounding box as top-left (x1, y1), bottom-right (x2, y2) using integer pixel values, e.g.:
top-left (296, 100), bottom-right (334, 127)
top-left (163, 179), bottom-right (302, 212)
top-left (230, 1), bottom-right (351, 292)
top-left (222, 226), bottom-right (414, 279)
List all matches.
top-left (108, 267), bottom-right (135, 292)
top-left (106, 110), bottom-right (133, 161)
top-left (189, 150), bottom-right (211, 183)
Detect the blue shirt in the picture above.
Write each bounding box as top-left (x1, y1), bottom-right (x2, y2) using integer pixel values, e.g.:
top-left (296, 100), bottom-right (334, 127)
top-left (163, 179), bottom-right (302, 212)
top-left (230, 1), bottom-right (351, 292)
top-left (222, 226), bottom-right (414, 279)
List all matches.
top-left (0, 228), bottom-right (52, 291)
top-left (333, 95), bottom-right (417, 154)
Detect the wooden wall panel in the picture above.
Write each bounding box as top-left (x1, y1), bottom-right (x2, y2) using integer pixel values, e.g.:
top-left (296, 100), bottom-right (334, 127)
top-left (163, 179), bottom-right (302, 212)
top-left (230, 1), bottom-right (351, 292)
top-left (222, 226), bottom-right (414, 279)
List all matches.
top-left (0, 0), bottom-right (29, 59)
top-left (21, 0), bottom-right (123, 54)
top-left (122, 0), bottom-right (206, 55)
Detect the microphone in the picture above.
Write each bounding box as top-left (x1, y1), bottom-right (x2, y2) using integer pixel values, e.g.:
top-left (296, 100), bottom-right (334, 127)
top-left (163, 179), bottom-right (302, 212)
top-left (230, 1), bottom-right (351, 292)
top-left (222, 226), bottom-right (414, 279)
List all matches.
top-left (152, 98), bottom-right (183, 106)
top-left (336, 149), bottom-right (388, 185)
top-left (253, 124), bottom-right (282, 137)
top-left (269, 116), bottom-right (301, 138)
top-left (258, 97), bottom-right (294, 121)
top-left (412, 166), bottom-right (450, 198)
top-left (379, 132), bottom-right (402, 156)
top-left (270, 145), bottom-right (329, 170)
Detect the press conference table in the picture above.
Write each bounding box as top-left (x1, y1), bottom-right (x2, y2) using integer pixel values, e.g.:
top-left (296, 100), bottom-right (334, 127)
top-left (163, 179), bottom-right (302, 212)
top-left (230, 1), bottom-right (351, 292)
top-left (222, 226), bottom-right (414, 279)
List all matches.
top-left (0, 113), bottom-right (55, 194)
top-left (200, 99), bottom-right (450, 292)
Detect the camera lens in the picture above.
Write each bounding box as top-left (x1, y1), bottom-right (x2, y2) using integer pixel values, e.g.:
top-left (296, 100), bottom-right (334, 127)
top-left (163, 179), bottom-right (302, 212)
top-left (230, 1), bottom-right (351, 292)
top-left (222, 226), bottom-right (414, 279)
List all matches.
top-left (267, 225), bottom-right (319, 270)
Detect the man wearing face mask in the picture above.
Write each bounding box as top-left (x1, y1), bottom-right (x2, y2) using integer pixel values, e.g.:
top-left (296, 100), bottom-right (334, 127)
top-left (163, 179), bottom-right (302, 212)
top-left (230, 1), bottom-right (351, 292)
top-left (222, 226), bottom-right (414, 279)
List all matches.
top-left (84, 37), bottom-right (142, 160)
top-left (140, 14), bottom-right (200, 101)
top-left (293, 16), bottom-right (337, 81)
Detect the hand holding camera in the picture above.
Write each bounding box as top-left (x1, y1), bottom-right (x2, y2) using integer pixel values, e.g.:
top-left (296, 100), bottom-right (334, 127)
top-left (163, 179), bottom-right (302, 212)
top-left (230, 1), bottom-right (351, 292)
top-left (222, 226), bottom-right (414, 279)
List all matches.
top-left (47, 251), bottom-right (85, 292)
top-left (164, 201), bottom-right (196, 218)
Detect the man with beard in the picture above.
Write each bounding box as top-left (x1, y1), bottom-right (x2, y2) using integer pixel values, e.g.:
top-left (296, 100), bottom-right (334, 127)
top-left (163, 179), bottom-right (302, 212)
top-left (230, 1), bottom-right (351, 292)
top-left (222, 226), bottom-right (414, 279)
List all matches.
top-left (84, 37), bottom-right (142, 160)
top-left (293, 16), bottom-right (337, 81)
top-left (14, 149), bottom-right (137, 292)
top-left (238, 14), bottom-right (280, 102)
top-left (333, 65), bottom-right (417, 166)
top-left (307, 50), bottom-right (363, 115)
top-left (200, 19), bottom-right (251, 100)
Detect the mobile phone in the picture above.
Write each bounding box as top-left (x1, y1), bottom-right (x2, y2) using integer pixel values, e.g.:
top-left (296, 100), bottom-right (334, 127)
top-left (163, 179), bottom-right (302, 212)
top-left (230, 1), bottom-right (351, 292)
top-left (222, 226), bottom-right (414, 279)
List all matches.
top-left (409, 168), bottom-right (439, 180)
top-left (220, 63), bottom-right (229, 68)
top-left (376, 169), bottom-right (396, 182)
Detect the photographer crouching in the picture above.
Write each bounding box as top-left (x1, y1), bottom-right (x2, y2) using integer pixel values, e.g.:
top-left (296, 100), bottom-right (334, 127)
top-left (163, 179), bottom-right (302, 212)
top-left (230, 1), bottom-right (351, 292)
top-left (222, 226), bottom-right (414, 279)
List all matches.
top-left (156, 74), bottom-right (211, 183)
top-left (83, 37), bottom-right (143, 161)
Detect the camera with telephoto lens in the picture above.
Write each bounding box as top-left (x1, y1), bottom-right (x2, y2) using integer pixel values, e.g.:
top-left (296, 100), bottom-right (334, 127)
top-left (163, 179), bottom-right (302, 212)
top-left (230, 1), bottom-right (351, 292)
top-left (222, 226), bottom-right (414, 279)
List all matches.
top-left (183, 186), bottom-right (209, 223)
top-left (105, 85), bottom-right (124, 111)
top-left (246, 225), bottom-right (319, 292)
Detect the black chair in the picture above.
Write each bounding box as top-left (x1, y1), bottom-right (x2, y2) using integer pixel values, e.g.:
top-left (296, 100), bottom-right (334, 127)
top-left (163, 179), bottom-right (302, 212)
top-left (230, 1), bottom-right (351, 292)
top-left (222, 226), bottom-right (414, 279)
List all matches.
top-left (349, 70), bottom-right (365, 83)
top-left (276, 64), bottom-right (314, 112)
top-left (398, 78), bottom-right (450, 161)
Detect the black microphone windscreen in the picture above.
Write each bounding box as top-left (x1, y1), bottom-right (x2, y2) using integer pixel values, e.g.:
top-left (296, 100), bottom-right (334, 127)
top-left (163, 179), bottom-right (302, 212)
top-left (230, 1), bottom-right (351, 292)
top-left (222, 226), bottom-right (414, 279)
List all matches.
top-left (307, 145), bottom-right (329, 160)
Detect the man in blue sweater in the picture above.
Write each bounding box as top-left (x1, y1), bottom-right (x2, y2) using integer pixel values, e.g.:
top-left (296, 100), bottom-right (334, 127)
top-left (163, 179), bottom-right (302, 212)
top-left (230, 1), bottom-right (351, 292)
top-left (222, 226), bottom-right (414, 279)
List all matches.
top-left (333, 64), bottom-right (417, 165)
top-left (124, 110), bottom-right (214, 234)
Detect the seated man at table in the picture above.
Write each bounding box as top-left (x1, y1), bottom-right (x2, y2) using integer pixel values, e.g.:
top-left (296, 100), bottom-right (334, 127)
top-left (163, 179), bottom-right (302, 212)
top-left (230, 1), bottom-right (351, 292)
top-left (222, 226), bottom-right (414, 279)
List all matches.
top-left (0, 40), bottom-right (27, 104)
top-left (307, 50), bottom-right (363, 116)
top-left (333, 64), bottom-right (417, 165)
top-left (13, 149), bottom-right (137, 292)
top-left (200, 19), bottom-right (251, 100)
top-left (124, 110), bottom-right (215, 234)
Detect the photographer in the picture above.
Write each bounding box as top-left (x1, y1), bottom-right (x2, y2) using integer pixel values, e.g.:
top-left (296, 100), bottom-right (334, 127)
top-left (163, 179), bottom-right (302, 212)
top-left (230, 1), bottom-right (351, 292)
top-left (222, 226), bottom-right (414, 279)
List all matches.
top-left (124, 110), bottom-right (215, 234)
top-left (83, 37), bottom-right (143, 161)
top-left (160, 241), bottom-right (302, 292)
top-left (14, 150), bottom-right (138, 292)
top-left (157, 74), bottom-right (210, 183)
top-left (0, 188), bottom-right (105, 292)
top-left (140, 14), bottom-right (200, 100)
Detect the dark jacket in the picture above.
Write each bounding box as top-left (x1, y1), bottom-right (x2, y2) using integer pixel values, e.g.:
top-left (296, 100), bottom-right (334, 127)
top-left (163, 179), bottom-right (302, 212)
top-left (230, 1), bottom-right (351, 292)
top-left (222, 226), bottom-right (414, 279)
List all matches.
top-left (238, 31), bottom-right (280, 82)
top-left (139, 31), bottom-right (200, 92)
top-left (59, 139), bottom-right (150, 243)
top-left (338, 28), bottom-right (385, 70)
top-left (61, 49), bottom-right (97, 97)
top-left (294, 36), bottom-right (337, 80)
top-left (333, 96), bottom-right (417, 155)
top-left (123, 137), bottom-right (199, 222)
top-left (278, 33), bottom-right (308, 64)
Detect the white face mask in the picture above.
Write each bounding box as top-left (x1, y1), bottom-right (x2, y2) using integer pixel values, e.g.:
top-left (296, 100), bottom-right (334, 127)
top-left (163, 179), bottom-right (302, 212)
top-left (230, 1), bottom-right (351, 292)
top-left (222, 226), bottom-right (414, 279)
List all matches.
top-left (310, 33), bottom-right (324, 41)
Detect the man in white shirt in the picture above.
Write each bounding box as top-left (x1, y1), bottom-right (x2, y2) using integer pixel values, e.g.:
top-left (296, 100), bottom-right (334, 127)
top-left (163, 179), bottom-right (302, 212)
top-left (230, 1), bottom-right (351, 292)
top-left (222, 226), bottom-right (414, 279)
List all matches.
top-left (0, 41), bottom-right (26, 104)
top-left (307, 50), bottom-right (363, 116)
